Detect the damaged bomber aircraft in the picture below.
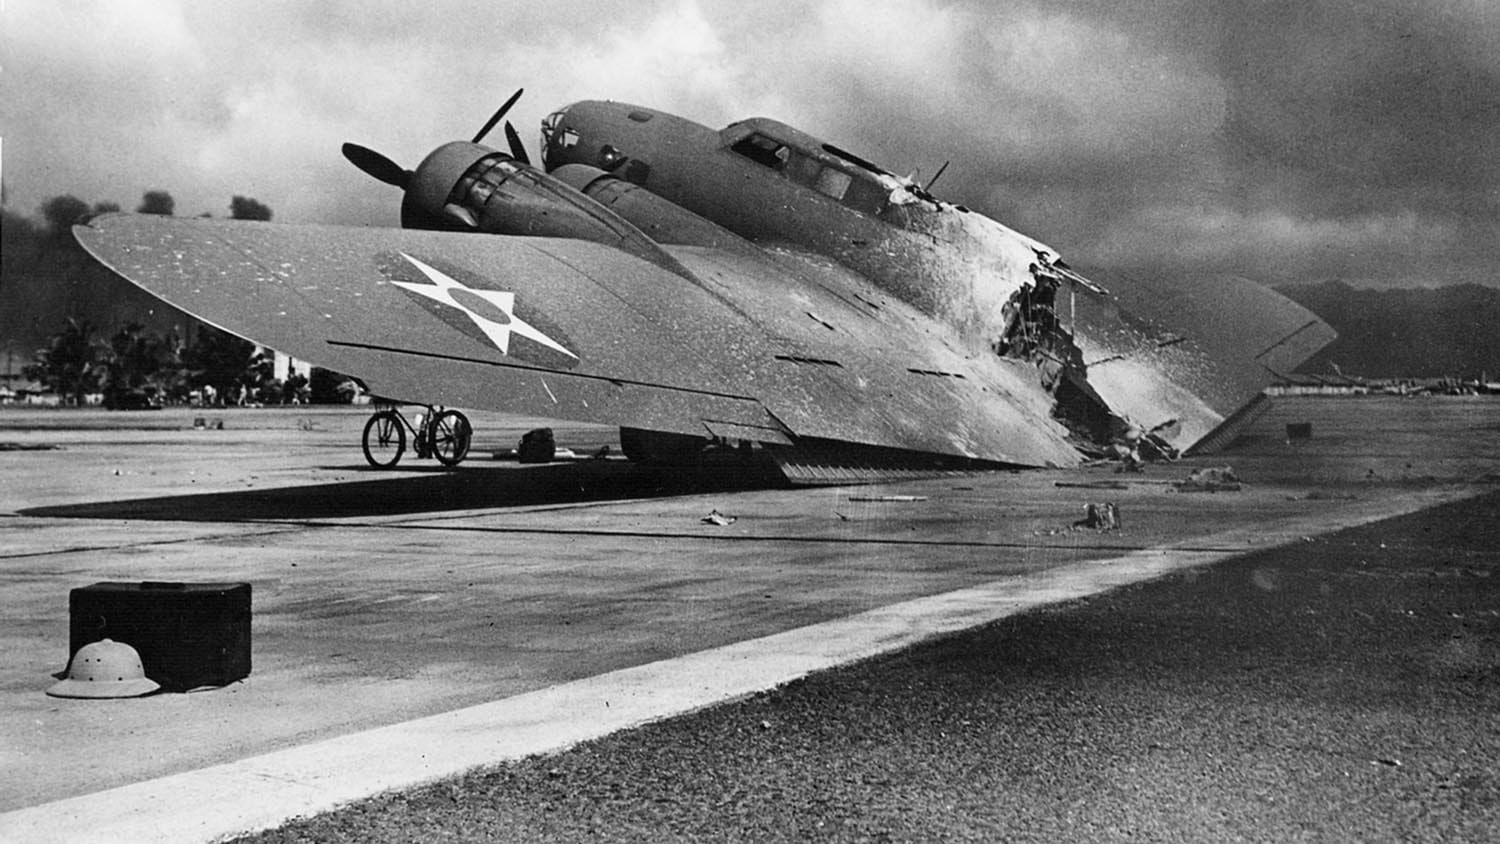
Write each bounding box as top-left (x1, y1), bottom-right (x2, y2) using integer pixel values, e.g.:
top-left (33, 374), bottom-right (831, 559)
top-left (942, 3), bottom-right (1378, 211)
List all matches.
top-left (73, 91), bottom-right (1335, 483)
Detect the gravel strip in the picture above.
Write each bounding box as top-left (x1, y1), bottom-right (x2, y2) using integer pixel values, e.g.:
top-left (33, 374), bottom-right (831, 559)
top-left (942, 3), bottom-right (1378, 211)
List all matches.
top-left (239, 490), bottom-right (1500, 842)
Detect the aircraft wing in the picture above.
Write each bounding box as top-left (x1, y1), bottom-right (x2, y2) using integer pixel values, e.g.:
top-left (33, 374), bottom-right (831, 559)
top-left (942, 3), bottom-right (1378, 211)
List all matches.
top-left (74, 213), bottom-right (1083, 468)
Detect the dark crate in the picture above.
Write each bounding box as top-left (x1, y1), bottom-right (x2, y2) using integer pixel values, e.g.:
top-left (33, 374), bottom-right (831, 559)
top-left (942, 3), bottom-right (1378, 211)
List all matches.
top-left (68, 581), bottom-right (251, 692)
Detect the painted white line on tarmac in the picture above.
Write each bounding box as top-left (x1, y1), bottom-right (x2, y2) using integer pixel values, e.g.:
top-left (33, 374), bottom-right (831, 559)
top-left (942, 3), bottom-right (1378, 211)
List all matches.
top-left (0, 490), bottom-right (1470, 844)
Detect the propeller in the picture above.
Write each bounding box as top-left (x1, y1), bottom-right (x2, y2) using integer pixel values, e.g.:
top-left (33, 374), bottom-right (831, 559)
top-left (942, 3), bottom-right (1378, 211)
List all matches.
top-left (472, 88), bottom-right (524, 144)
top-left (341, 143), bottom-right (411, 189)
top-left (503, 121), bottom-right (531, 165)
top-left (342, 88), bottom-right (530, 192)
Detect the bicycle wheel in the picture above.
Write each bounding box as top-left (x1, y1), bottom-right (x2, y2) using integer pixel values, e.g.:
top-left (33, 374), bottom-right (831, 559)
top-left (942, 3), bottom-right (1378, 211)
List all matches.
top-left (361, 410), bottom-right (406, 467)
top-left (431, 409), bottom-right (472, 467)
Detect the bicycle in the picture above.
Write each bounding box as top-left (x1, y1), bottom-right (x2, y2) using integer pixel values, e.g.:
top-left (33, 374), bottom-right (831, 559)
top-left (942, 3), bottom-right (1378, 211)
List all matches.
top-left (361, 401), bottom-right (472, 468)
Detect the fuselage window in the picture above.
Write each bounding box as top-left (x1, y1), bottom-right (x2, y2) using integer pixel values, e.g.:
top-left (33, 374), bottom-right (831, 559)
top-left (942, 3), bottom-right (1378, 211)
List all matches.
top-left (814, 167), bottom-right (851, 201)
top-left (784, 150), bottom-right (822, 185)
top-left (841, 175), bottom-right (888, 216)
top-left (808, 160), bottom-right (886, 215)
top-left (786, 151), bottom-right (883, 214)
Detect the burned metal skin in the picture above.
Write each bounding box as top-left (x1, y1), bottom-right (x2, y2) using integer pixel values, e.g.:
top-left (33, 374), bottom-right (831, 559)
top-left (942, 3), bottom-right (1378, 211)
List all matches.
top-left (539, 102), bottom-right (1124, 451)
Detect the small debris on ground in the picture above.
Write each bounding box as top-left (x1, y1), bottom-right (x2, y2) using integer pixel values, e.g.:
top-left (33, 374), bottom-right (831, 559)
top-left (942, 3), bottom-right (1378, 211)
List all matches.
top-left (702, 509), bottom-right (737, 526)
top-left (1176, 466), bottom-right (1242, 492)
top-left (1286, 491), bottom-right (1359, 501)
top-left (1055, 480), bottom-right (1130, 490)
top-left (495, 445), bottom-right (579, 461)
top-left (848, 495), bottom-right (928, 502)
top-left (1074, 502), bottom-right (1121, 531)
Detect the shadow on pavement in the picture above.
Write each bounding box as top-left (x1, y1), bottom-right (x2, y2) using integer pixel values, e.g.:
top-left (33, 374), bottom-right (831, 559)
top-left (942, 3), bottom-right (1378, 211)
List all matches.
top-left (21, 459), bottom-right (790, 522)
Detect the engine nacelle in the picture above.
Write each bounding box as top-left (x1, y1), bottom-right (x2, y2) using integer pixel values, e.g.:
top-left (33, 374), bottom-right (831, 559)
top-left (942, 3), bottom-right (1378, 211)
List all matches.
top-left (401, 141), bottom-right (692, 279)
top-left (549, 164), bottom-right (754, 253)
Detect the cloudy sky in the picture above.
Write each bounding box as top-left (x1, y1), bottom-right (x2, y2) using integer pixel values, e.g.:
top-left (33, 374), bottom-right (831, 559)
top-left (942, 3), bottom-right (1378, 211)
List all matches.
top-left (3, 0), bottom-right (1496, 288)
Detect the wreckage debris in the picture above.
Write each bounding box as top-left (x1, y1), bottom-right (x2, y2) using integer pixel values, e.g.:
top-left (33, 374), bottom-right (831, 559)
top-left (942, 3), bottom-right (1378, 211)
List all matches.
top-left (1177, 466), bottom-right (1242, 492)
top-left (702, 509), bottom-right (736, 526)
top-left (1075, 502), bottom-right (1121, 531)
top-left (1101, 421), bottom-right (1182, 472)
top-left (1287, 491), bottom-right (1359, 502)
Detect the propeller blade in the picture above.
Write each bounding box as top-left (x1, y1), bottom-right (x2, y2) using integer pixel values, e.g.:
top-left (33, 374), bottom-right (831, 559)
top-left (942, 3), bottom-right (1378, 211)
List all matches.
top-left (341, 143), bottom-right (411, 189)
top-left (503, 121), bottom-right (531, 165)
top-left (472, 88), bottom-right (524, 144)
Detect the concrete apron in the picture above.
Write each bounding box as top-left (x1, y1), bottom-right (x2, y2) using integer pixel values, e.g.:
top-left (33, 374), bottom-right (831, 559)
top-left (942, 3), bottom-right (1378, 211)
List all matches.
top-left (0, 487), bottom-right (1471, 844)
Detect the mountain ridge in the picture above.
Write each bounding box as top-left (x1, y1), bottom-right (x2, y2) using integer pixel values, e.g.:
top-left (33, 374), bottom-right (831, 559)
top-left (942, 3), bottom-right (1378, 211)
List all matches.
top-left (1275, 280), bottom-right (1500, 378)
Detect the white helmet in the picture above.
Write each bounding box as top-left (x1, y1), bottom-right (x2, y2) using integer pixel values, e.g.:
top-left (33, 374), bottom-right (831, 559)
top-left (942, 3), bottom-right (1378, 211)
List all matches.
top-left (47, 639), bottom-right (161, 699)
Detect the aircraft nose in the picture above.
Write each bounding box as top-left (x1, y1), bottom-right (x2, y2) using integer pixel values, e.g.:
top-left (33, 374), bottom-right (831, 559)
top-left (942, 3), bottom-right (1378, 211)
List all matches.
top-left (541, 106), bottom-right (583, 171)
top-left (401, 141), bottom-right (496, 228)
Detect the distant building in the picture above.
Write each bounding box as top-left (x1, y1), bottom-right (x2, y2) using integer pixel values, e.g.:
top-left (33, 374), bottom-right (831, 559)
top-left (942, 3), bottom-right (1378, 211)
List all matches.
top-left (1267, 373), bottom-right (1371, 396)
top-left (1, 346), bottom-right (29, 399)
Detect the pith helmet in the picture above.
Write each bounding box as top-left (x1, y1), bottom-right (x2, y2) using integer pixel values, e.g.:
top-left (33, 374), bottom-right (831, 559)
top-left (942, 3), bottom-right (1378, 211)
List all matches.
top-left (47, 638), bottom-right (161, 699)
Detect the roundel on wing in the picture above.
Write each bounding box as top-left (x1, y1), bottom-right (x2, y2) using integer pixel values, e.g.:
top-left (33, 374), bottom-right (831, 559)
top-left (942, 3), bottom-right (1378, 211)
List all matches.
top-left (376, 251), bottom-right (580, 370)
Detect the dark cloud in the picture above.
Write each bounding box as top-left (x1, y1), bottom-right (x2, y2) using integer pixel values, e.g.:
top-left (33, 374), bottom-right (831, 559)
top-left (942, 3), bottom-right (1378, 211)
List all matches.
top-left (835, 0), bottom-right (1500, 287)
top-left (3, 0), bottom-right (1494, 288)
top-left (1215, 3), bottom-right (1499, 201)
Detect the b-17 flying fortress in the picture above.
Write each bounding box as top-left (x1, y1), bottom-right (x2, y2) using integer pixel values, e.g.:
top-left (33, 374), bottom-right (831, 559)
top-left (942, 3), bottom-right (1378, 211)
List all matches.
top-left (74, 89), bottom-right (1334, 483)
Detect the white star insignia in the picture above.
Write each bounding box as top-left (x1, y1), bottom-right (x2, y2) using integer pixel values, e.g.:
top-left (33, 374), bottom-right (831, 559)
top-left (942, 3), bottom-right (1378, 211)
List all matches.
top-left (391, 253), bottom-right (577, 359)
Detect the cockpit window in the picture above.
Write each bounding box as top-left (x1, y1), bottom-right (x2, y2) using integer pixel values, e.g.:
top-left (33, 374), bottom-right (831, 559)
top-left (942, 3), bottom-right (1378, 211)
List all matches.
top-left (732, 131), bottom-right (888, 217)
top-left (731, 133), bottom-right (789, 169)
top-left (541, 109), bottom-right (577, 170)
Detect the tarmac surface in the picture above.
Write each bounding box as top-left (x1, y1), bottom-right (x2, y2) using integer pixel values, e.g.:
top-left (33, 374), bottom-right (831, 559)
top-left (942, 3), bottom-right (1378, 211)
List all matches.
top-left (0, 395), bottom-right (1496, 841)
top-left (242, 487), bottom-right (1500, 843)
